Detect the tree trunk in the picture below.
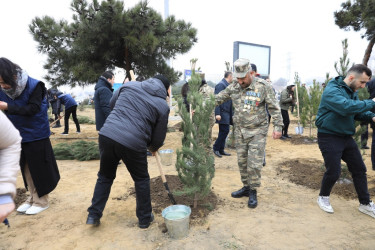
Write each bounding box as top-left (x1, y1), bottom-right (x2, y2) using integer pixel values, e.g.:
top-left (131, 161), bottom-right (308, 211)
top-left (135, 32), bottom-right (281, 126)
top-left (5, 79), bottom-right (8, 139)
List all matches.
top-left (193, 192), bottom-right (198, 208)
top-left (124, 47), bottom-right (131, 80)
top-left (362, 36), bottom-right (375, 66)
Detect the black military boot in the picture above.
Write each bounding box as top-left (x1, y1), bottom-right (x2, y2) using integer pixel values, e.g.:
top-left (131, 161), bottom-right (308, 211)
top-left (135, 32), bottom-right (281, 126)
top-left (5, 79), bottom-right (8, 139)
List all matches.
top-left (248, 189), bottom-right (258, 208)
top-left (231, 186), bottom-right (250, 198)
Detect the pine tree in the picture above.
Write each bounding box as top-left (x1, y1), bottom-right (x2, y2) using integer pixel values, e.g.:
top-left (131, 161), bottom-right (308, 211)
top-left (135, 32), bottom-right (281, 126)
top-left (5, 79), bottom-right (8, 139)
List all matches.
top-left (300, 80), bottom-right (323, 138)
top-left (175, 59), bottom-right (215, 208)
top-left (334, 39), bottom-right (351, 76)
top-left (29, 0), bottom-right (197, 87)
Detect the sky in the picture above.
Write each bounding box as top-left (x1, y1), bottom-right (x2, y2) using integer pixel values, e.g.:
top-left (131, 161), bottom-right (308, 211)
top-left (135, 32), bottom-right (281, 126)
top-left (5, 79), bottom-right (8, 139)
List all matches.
top-left (1, 0), bottom-right (374, 97)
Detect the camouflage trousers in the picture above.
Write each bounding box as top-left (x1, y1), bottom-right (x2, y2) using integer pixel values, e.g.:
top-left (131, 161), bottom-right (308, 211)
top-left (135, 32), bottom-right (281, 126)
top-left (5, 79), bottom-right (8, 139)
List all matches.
top-left (235, 130), bottom-right (267, 189)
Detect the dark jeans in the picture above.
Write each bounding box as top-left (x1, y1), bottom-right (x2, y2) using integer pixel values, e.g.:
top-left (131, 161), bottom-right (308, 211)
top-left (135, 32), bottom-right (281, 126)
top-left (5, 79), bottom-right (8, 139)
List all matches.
top-left (87, 135), bottom-right (152, 224)
top-left (361, 123), bottom-right (368, 147)
top-left (371, 125), bottom-right (375, 170)
top-left (64, 105), bottom-right (80, 133)
top-left (54, 114), bottom-right (60, 126)
top-left (213, 124), bottom-right (230, 152)
top-left (318, 133), bottom-right (370, 204)
top-left (281, 109), bottom-right (290, 136)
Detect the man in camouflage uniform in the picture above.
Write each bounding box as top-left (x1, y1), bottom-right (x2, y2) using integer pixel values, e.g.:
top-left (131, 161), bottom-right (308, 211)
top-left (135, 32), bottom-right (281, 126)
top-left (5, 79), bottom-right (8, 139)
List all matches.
top-left (215, 58), bottom-right (283, 208)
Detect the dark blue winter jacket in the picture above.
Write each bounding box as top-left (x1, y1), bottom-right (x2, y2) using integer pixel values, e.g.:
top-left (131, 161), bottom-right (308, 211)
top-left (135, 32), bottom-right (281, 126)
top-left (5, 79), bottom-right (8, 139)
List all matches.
top-left (94, 76), bottom-right (113, 131)
top-left (214, 78), bottom-right (233, 125)
top-left (0, 77), bottom-right (50, 142)
top-left (57, 93), bottom-right (77, 110)
top-left (100, 78), bottom-right (170, 152)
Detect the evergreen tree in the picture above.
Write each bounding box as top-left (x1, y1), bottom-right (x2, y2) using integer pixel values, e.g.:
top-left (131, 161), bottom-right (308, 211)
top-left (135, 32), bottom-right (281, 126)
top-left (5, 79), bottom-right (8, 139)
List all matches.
top-left (175, 59), bottom-right (215, 208)
top-left (29, 0), bottom-right (197, 87)
top-left (334, 0), bottom-right (375, 66)
top-left (300, 80), bottom-right (323, 138)
top-left (334, 39), bottom-right (351, 76)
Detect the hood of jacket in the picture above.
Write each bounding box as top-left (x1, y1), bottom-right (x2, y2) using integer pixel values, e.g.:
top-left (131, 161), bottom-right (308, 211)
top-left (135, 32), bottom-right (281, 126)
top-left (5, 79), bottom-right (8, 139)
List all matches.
top-left (95, 76), bottom-right (113, 91)
top-left (141, 78), bottom-right (168, 99)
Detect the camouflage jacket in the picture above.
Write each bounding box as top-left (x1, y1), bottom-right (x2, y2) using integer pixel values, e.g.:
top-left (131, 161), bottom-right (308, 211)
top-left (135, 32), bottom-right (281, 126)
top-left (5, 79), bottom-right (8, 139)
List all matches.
top-left (215, 77), bottom-right (283, 137)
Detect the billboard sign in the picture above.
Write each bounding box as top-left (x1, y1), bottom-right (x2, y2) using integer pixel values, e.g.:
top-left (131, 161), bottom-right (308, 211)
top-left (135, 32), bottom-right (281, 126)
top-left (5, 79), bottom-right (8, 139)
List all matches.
top-left (233, 41), bottom-right (271, 77)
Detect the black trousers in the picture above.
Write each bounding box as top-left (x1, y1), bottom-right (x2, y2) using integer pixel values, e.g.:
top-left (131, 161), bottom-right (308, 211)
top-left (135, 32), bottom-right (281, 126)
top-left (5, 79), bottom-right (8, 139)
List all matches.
top-left (53, 114), bottom-right (61, 126)
top-left (281, 109), bottom-right (290, 136)
top-left (213, 124), bottom-right (230, 152)
top-left (87, 135), bottom-right (152, 224)
top-left (318, 133), bottom-right (370, 204)
top-left (64, 105), bottom-right (80, 133)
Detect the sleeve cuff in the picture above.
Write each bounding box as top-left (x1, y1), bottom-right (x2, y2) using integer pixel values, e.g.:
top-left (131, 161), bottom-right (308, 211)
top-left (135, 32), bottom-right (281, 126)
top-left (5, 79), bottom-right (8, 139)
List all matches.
top-left (0, 194), bottom-right (13, 205)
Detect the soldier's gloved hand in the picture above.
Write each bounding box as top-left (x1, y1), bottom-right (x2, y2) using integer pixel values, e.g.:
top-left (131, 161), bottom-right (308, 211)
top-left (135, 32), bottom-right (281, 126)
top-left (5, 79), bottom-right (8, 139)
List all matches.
top-left (215, 115), bottom-right (221, 121)
top-left (272, 130), bottom-right (282, 139)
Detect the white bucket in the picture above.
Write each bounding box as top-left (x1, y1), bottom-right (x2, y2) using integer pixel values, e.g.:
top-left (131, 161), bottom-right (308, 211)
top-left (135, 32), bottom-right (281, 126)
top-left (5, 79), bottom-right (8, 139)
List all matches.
top-left (162, 205), bottom-right (191, 239)
top-left (159, 149), bottom-right (173, 166)
top-left (295, 126), bottom-right (304, 135)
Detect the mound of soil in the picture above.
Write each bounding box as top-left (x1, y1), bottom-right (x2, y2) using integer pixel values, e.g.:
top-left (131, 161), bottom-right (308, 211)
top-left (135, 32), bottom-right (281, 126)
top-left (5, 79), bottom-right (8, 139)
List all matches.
top-left (114, 175), bottom-right (218, 224)
top-left (277, 159), bottom-right (375, 200)
top-left (284, 135), bottom-right (317, 145)
top-left (14, 188), bottom-right (28, 207)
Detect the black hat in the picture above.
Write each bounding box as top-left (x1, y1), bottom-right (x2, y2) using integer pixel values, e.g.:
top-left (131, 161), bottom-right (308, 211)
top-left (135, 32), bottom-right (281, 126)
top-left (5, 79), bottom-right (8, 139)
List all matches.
top-left (153, 74), bottom-right (170, 96)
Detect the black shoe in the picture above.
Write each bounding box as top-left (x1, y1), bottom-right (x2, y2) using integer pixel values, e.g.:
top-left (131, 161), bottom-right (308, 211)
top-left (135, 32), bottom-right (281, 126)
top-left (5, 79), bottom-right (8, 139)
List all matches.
top-left (231, 186), bottom-right (250, 198)
top-left (61, 132), bottom-right (69, 135)
top-left (263, 161), bottom-right (266, 167)
top-left (86, 216), bottom-right (100, 226)
top-left (52, 124), bottom-right (61, 128)
top-left (213, 150), bottom-right (222, 158)
top-left (284, 135), bottom-right (292, 139)
top-left (362, 145), bottom-right (370, 149)
top-left (280, 136), bottom-right (287, 140)
top-left (138, 213), bottom-right (154, 229)
top-left (248, 189), bottom-right (258, 208)
top-left (219, 151), bottom-right (231, 156)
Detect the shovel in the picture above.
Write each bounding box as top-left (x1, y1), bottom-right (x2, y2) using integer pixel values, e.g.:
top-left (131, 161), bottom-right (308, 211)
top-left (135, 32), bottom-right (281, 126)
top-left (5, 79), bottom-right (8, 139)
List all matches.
top-left (49, 112), bottom-right (65, 128)
top-left (155, 152), bottom-right (177, 205)
top-left (294, 83), bottom-right (304, 135)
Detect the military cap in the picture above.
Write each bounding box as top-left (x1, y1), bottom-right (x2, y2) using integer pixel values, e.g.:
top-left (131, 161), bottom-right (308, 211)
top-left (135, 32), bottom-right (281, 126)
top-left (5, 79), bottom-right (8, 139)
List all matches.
top-left (234, 58), bottom-right (252, 78)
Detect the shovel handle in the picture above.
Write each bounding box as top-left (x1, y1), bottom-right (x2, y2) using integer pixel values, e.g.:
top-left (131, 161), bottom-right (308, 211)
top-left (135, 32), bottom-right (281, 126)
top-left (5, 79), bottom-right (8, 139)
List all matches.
top-left (155, 152), bottom-right (167, 183)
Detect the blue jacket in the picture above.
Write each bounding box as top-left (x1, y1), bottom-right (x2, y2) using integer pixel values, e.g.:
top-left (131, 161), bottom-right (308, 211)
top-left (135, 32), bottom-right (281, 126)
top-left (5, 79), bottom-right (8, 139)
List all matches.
top-left (100, 78), bottom-right (170, 152)
top-left (0, 77), bottom-right (50, 143)
top-left (94, 77), bottom-right (113, 131)
top-left (57, 93), bottom-right (77, 110)
top-left (214, 78), bottom-right (233, 125)
top-left (315, 76), bottom-right (375, 136)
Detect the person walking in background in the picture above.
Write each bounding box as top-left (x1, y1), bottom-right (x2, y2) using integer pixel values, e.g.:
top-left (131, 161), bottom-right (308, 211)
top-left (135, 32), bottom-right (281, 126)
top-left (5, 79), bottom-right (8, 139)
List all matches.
top-left (215, 58), bottom-right (283, 209)
top-left (86, 75), bottom-right (170, 228)
top-left (47, 88), bottom-right (62, 128)
top-left (316, 64), bottom-right (375, 218)
top-left (0, 111), bottom-right (22, 222)
top-left (213, 71), bottom-right (233, 158)
top-left (55, 92), bottom-right (80, 135)
top-left (94, 71), bottom-right (115, 131)
top-left (0, 57), bottom-right (60, 215)
top-left (279, 84), bottom-right (296, 139)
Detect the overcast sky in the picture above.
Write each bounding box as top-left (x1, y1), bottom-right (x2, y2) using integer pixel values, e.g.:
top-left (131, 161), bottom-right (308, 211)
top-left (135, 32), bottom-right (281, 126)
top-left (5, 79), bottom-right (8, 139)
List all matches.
top-left (1, 0), bottom-right (374, 94)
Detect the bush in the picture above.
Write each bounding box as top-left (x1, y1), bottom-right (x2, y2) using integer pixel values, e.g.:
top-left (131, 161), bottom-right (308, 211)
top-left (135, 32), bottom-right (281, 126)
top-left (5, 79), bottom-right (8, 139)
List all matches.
top-left (74, 115), bottom-right (95, 124)
top-left (53, 140), bottom-right (100, 161)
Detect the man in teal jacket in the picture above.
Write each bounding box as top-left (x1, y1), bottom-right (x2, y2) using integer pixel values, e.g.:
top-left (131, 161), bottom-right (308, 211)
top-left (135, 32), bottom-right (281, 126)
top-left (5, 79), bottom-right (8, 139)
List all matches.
top-left (316, 64), bottom-right (375, 218)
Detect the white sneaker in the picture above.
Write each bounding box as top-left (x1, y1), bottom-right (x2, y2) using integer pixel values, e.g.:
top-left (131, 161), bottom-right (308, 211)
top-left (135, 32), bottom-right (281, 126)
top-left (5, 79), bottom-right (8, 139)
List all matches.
top-left (17, 203), bottom-right (32, 213)
top-left (359, 201), bottom-right (375, 218)
top-left (25, 205), bottom-right (49, 215)
top-left (317, 196), bottom-right (334, 213)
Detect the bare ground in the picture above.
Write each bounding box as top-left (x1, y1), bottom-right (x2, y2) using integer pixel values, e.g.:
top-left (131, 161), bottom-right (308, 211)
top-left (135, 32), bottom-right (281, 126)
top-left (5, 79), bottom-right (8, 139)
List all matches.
top-left (2, 108), bottom-right (375, 249)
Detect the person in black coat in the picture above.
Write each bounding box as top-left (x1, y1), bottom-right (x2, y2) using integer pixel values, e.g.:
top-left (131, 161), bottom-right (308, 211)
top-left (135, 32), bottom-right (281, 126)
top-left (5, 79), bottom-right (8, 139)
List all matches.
top-left (86, 75), bottom-right (170, 229)
top-left (213, 71), bottom-right (233, 157)
top-left (94, 71), bottom-right (115, 131)
top-left (0, 57), bottom-right (60, 215)
top-left (365, 78), bottom-right (375, 170)
top-left (48, 88), bottom-right (62, 128)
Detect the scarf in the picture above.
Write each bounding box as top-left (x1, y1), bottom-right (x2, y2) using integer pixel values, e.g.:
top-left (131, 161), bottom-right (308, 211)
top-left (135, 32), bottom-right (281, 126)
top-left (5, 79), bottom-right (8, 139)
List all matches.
top-left (2, 69), bottom-right (28, 100)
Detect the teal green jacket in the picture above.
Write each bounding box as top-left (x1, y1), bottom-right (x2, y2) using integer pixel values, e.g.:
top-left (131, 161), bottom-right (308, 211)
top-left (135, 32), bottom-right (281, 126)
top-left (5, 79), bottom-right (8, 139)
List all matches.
top-left (315, 76), bottom-right (375, 136)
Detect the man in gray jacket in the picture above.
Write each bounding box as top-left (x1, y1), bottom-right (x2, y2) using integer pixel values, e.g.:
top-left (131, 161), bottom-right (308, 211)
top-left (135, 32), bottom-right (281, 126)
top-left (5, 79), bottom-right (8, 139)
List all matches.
top-left (86, 75), bottom-right (170, 229)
